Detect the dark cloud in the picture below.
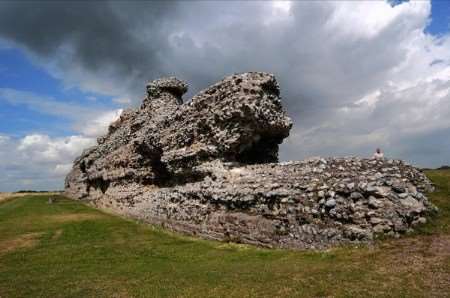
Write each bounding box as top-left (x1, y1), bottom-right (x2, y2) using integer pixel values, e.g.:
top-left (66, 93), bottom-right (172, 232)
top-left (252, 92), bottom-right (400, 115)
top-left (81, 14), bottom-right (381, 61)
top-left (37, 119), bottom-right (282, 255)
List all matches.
top-left (0, 1), bottom-right (180, 97)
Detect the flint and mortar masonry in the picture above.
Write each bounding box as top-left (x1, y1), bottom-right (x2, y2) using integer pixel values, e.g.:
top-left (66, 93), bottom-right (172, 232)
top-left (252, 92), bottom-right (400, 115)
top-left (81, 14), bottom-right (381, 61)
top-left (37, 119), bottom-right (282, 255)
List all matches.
top-left (65, 72), bottom-right (437, 249)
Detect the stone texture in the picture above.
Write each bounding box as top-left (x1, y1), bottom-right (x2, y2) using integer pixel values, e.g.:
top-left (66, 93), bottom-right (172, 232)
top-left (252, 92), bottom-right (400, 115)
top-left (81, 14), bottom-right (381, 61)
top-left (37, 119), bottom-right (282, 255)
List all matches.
top-left (65, 72), bottom-right (437, 250)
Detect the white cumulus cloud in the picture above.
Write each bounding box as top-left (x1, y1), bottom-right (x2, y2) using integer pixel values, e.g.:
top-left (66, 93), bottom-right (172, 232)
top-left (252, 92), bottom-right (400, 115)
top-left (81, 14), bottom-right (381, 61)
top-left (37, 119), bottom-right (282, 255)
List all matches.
top-left (0, 134), bottom-right (96, 191)
top-left (76, 109), bottom-right (123, 137)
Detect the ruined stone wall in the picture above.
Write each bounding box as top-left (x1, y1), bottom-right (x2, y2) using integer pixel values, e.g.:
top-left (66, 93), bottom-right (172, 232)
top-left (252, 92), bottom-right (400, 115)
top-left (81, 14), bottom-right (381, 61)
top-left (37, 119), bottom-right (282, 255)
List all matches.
top-left (65, 72), bottom-right (437, 249)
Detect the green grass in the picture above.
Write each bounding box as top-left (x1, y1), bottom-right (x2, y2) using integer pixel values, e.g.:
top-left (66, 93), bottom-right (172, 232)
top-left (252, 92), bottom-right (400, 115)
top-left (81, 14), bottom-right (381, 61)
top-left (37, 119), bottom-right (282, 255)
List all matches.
top-left (0, 170), bottom-right (449, 297)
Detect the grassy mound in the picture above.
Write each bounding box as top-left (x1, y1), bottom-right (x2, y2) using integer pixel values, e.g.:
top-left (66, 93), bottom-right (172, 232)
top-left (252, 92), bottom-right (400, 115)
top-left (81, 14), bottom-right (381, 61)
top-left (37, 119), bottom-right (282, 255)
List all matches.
top-left (0, 170), bottom-right (449, 297)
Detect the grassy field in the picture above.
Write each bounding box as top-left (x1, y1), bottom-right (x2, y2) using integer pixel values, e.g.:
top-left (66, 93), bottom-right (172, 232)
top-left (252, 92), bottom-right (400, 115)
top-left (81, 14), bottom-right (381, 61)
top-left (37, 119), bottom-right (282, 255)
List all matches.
top-left (0, 170), bottom-right (449, 297)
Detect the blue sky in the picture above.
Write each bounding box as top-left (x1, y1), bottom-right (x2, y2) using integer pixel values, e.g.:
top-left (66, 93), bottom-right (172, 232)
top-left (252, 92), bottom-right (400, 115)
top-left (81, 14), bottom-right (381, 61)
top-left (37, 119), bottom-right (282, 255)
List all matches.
top-left (427, 0), bottom-right (450, 35)
top-left (0, 47), bottom-right (120, 138)
top-left (0, 0), bottom-right (449, 191)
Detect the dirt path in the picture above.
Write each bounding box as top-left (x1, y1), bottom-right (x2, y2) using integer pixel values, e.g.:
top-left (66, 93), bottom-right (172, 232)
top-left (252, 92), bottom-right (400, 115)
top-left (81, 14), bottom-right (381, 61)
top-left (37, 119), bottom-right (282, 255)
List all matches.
top-left (380, 234), bottom-right (450, 297)
top-left (0, 192), bottom-right (60, 203)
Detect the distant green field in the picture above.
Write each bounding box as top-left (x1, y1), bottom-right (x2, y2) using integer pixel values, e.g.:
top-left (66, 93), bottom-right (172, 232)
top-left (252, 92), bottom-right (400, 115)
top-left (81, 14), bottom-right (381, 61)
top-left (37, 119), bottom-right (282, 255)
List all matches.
top-left (0, 170), bottom-right (449, 297)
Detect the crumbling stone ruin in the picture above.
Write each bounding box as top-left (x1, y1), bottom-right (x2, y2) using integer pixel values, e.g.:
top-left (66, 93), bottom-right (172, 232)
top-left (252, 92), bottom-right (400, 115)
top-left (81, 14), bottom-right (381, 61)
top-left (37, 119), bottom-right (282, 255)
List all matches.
top-left (65, 72), bottom-right (437, 249)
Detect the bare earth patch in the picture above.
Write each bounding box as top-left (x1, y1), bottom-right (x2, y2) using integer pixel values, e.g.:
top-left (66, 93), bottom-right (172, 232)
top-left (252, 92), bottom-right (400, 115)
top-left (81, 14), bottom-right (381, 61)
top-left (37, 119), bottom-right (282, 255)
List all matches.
top-left (377, 235), bottom-right (450, 297)
top-left (47, 213), bottom-right (104, 223)
top-left (0, 233), bottom-right (43, 255)
top-left (51, 229), bottom-right (63, 240)
top-left (426, 235), bottom-right (450, 297)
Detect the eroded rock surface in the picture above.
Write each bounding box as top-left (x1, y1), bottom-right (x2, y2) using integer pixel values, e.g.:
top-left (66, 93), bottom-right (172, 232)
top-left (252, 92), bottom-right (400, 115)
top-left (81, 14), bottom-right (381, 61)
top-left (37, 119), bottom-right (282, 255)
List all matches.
top-left (65, 72), bottom-right (437, 249)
